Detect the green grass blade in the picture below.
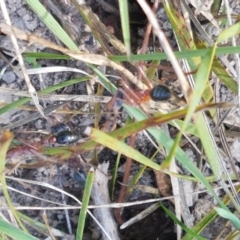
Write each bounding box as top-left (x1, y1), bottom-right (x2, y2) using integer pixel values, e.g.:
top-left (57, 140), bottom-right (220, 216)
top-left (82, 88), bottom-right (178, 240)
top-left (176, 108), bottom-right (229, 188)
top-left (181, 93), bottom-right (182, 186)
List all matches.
top-left (215, 207), bottom-right (240, 230)
top-left (212, 59), bottom-right (238, 94)
top-left (86, 127), bottom-right (164, 171)
top-left (118, 0), bottom-right (131, 57)
top-left (182, 186), bottom-right (240, 239)
top-left (216, 21), bottom-right (240, 44)
top-left (25, 0), bottom-right (79, 51)
top-left (188, 48), bottom-right (221, 177)
top-left (163, 1), bottom-right (221, 178)
top-left (211, 0), bottom-right (222, 15)
top-left (17, 211), bottom-right (66, 237)
top-left (0, 177), bottom-right (28, 233)
top-left (109, 45), bottom-right (240, 62)
top-left (0, 132), bottom-right (27, 232)
top-left (182, 208), bottom-right (218, 240)
top-left (163, 0), bottom-right (234, 216)
top-left (168, 119), bottom-right (199, 137)
top-left (123, 105), bottom-right (229, 211)
top-left (76, 168), bottom-right (95, 239)
top-left (126, 165), bottom-right (148, 196)
top-left (0, 218), bottom-right (38, 240)
top-left (146, 59), bottom-right (161, 81)
top-left (23, 52), bottom-right (71, 60)
top-left (88, 65), bottom-right (117, 94)
top-left (160, 202), bottom-right (206, 240)
top-left (110, 152), bottom-right (121, 200)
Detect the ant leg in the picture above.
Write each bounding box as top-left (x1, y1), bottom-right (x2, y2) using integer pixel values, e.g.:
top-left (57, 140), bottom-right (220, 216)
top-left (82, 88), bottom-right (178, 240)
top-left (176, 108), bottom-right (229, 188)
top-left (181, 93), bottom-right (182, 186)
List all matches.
top-left (119, 79), bottom-right (143, 105)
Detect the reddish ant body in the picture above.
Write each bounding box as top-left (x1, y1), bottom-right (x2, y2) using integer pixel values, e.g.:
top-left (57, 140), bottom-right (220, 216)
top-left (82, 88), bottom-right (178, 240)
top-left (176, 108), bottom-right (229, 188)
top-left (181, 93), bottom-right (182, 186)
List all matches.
top-left (116, 78), bottom-right (171, 107)
top-left (137, 85), bottom-right (171, 103)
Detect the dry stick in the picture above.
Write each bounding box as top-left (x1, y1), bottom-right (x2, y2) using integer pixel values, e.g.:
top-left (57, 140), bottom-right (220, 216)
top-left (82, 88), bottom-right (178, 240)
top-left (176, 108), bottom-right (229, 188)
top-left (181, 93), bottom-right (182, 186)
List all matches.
top-left (0, 23), bottom-right (147, 91)
top-left (137, 0), bottom-right (159, 87)
top-left (91, 163), bottom-right (120, 240)
top-left (42, 211), bottom-right (56, 239)
top-left (114, 133), bottom-right (136, 225)
top-left (120, 202), bottom-right (161, 229)
top-left (3, 180), bottom-right (240, 211)
top-left (140, 0), bottom-right (159, 55)
top-left (0, 2), bottom-right (45, 118)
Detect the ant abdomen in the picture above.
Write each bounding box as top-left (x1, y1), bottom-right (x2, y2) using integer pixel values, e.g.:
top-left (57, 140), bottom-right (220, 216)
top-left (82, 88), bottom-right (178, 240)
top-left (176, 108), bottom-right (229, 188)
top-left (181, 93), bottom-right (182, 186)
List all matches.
top-left (149, 85), bottom-right (171, 101)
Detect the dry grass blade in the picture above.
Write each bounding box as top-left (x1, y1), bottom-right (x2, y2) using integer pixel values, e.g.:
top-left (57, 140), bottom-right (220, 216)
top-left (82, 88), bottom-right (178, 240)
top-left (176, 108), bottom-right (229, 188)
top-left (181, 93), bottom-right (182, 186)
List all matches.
top-left (42, 211), bottom-right (56, 240)
top-left (0, 23), bottom-right (146, 91)
top-left (26, 66), bottom-right (92, 76)
top-left (0, 87), bottom-right (111, 103)
top-left (0, 1), bottom-right (45, 118)
top-left (2, 181), bottom-right (240, 210)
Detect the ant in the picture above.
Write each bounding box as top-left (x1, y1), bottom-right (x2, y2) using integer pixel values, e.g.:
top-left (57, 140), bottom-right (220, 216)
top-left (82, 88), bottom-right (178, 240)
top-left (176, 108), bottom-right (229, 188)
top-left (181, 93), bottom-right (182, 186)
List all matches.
top-left (101, 79), bottom-right (171, 132)
top-left (137, 84), bottom-right (171, 102)
top-left (114, 78), bottom-right (172, 107)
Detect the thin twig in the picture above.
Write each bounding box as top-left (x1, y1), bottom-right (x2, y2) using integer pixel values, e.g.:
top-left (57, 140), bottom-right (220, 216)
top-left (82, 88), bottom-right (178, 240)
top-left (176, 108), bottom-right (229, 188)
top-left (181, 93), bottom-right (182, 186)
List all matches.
top-left (114, 133), bottom-right (136, 224)
top-left (4, 176), bottom-right (240, 210)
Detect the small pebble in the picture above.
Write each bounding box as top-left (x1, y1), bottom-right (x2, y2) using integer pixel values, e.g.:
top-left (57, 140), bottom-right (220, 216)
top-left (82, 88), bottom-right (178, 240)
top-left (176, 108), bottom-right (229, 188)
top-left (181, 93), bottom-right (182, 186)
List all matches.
top-left (35, 119), bottom-right (43, 129)
top-left (57, 214), bottom-right (64, 220)
top-left (91, 229), bottom-right (101, 240)
top-left (2, 71), bottom-right (16, 84)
